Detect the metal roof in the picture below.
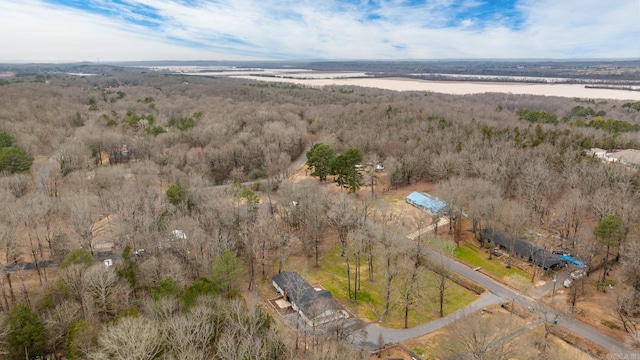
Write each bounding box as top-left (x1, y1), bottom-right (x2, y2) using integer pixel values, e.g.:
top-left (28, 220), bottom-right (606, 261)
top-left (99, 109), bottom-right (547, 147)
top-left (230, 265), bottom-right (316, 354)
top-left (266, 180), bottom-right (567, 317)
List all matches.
top-left (480, 229), bottom-right (566, 270)
top-left (406, 191), bottom-right (447, 215)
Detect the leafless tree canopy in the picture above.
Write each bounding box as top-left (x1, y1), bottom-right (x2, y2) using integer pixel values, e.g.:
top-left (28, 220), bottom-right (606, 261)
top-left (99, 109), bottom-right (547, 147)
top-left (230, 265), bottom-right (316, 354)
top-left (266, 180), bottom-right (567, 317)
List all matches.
top-left (1, 69), bottom-right (640, 356)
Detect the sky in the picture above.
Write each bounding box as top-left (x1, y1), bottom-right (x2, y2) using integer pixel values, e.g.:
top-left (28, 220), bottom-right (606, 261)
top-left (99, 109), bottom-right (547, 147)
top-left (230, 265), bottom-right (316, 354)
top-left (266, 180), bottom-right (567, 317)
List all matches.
top-left (0, 0), bottom-right (638, 62)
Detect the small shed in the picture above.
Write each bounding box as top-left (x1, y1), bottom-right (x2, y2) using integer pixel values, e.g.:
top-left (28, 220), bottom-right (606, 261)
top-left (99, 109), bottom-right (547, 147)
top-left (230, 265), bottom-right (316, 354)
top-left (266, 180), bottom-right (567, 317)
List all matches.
top-left (272, 272), bottom-right (347, 326)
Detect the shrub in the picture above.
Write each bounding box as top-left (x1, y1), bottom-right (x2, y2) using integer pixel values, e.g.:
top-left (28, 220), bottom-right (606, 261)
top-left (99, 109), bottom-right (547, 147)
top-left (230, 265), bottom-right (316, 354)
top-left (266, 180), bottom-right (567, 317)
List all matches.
top-left (0, 146), bottom-right (33, 174)
top-left (60, 249), bottom-right (93, 269)
top-left (0, 130), bottom-right (15, 148)
top-left (151, 277), bottom-right (183, 301)
top-left (3, 304), bottom-right (46, 359)
top-left (181, 278), bottom-right (218, 309)
top-left (166, 184), bottom-right (185, 206)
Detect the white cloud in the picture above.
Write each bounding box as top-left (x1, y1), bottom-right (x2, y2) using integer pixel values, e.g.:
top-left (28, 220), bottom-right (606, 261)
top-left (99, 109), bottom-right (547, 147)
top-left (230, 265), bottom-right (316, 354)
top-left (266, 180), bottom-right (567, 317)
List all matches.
top-left (0, 0), bottom-right (240, 62)
top-left (0, 0), bottom-right (637, 62)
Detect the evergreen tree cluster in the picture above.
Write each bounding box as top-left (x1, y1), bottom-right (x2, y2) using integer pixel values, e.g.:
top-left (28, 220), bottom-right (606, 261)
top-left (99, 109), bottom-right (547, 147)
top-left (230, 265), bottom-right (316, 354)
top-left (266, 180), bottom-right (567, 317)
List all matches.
top-left (0, 130), bottom-right (33, 174)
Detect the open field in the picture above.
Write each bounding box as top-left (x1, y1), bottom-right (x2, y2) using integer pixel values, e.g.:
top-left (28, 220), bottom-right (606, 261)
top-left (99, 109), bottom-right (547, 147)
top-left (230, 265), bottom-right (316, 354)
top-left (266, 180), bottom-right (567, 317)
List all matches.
top-left (234, 75), bottom-right (640, 101)
top-left (284, 243), bottom-right (478, 329)
top-left (455, 242), bottom-right (533, 292)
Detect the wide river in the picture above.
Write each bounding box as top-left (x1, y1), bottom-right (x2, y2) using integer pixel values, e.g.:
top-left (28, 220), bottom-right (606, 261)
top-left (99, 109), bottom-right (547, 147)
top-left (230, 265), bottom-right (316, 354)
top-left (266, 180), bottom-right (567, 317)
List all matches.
top-left (233, 76), bottom-right (640, 101)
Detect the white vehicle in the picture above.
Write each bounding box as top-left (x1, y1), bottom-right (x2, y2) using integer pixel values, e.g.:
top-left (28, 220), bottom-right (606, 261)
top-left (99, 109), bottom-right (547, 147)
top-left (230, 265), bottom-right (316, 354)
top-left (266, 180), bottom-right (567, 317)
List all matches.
top-left (563, 278), bottom-right (573, 288)
top-left (570, 269), bottom-right (586, 280)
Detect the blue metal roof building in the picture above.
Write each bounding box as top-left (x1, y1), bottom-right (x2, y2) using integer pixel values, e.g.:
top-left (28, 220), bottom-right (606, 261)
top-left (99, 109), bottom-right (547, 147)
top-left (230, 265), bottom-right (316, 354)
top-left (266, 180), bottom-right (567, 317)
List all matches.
top-left (406, 191), bottom-right (448, 215)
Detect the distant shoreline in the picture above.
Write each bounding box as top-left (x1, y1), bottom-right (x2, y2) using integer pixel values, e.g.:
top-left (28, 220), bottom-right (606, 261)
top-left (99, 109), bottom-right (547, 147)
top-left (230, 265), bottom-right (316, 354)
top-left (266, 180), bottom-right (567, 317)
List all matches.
top-left (584, 85), bottom-right (640, 92)
top-left (231, 75), bottom-right (640, 101)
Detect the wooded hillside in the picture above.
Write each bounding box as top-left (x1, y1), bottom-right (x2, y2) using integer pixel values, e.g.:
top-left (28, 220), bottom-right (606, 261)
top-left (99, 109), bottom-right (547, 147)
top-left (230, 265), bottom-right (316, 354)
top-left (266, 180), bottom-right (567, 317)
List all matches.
top-left (1, 70), bottom-right (640, 358)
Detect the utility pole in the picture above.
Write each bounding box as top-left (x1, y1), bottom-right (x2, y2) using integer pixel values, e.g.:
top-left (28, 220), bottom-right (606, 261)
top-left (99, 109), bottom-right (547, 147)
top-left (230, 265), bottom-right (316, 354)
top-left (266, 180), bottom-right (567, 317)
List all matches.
top-left (369, 164), bottom-right (374, 196)
top-left (551, 275), bottom-right (557, 301)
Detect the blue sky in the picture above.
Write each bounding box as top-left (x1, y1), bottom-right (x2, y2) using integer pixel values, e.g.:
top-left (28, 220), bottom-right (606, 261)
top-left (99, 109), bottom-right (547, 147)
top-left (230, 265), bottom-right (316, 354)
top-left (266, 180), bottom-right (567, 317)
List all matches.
top-left (0, 0), bottom-right (638, 62)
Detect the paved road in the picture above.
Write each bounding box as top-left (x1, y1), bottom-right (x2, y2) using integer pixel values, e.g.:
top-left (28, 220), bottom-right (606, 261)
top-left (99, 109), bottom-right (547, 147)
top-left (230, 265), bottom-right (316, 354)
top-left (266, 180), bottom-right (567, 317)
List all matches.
top-left (351, 245), bottom-right (632, 355)
top-left (355, 293), bottom-right (503, 350)
top-left (345, 219), bottom-right (632, 355)
top-left (428, 252), bottom-right (631, 354)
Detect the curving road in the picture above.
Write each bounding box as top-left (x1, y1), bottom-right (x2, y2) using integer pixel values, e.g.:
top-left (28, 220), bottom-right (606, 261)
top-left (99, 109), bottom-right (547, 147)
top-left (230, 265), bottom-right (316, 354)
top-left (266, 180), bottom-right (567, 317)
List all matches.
top-left (433, 252), bottom-right (630, 354)
top-left (355, 293), bottom-right (504, 350)
top-left (211, 136), bottom-right (633, 356)
top-left (352, 232), bottom-right (633, 355)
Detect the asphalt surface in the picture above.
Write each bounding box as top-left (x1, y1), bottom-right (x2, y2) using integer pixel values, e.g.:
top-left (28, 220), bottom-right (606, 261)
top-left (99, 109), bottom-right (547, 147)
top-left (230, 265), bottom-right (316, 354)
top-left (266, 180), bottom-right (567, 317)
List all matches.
top-left (428, 253), bottom-right (631, 354)
top-left (355, 293), bottom-right (504, 350)
top-left (351, 243), bottom-right (634, 355)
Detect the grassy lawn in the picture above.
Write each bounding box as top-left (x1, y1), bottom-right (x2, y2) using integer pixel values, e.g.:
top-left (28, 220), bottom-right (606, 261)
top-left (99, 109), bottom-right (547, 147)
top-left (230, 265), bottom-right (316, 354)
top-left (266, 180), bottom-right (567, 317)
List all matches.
top-left (455, 242), bottom-right (533, 291)
top-left (382, 192), bottom-right (408, 203)
top-left (301, 245), bottom-right (477, 329)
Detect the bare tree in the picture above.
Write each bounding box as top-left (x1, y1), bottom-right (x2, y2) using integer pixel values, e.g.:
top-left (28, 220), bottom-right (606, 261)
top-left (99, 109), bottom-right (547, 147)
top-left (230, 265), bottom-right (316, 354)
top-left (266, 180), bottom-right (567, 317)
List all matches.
top-left (327, 192), bottom-right (359, 257)
top-left (436, 177), bottom-right (467, 246)
top-left (429, 237), bottom-right (456, 318)
top-left (442, 310), bottom-right (514, 360)
top-left (557, 189), bottom-right (587, 249)
top-left (378, 213), bottom-right (405, 316)
top-left (238, 223), bottom-right (258, 291)
top-left (217, 299), bottom-right (288, 360)
top-left (616, 289), bottom-right (640, 347)
top-left (393, 253), bottom-right (425, 328)
top-left (590, 187), bottom-right (616, 222)
top-left (43, 300), bottom-right (82, 352)
top-left (16, 205), bottom-right (48, 285)
top-left (68, 195), bottom-right (102, 254)
top-left (82, 265), bottom-right (132, 322)
top-left (567, 276), bottom-right (586, 316)
top-left (137, 255), bottom-right (188, 292)
top-left (280, 179), bottom-right (328, 265)
top-left (162, 304), bottom-right (223, 360)
top-left (518, 157), bottom-right (552, 224)
top-left (497, 200), bottom-right (529, 269)
top-left (90, 316), bottom-right (163, 360)
top-left (304, 194), bottom-right (329, 267)
top-left (0, 225), bottom-right (21, 266)
top-left (59, 263), bottom-right (90, 316)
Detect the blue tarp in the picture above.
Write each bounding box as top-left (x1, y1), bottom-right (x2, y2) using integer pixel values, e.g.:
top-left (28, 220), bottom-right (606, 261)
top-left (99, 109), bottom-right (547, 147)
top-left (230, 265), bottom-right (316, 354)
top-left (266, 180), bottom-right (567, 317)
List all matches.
top-left (406, 191), bottom-right (447, 215)
top-left (557, 255), bottom-right (585, 268)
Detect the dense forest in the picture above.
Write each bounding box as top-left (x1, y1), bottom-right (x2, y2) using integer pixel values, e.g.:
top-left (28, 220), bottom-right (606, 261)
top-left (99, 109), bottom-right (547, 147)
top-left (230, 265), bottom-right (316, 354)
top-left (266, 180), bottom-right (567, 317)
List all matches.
top-left (1, 69), bottom-right (640, 358)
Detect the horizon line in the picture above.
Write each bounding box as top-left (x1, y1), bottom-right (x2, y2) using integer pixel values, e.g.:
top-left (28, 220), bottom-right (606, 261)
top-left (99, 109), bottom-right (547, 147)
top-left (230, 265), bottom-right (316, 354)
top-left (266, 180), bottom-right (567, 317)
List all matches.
top-left (1, 57), bottom-right (639, 66)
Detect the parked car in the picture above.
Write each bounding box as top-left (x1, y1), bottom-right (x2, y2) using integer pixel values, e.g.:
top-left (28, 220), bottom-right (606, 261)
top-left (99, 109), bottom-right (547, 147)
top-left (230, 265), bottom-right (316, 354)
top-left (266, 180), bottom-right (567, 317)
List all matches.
top-left (563, 278), bottom-right (573, 287)
top-left (570, 269), bottom-right (586, 280)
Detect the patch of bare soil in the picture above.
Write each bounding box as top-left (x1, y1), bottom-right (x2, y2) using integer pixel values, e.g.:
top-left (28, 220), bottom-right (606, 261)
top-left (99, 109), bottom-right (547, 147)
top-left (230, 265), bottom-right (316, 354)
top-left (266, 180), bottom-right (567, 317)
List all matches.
top-left (543, 267), bottom-right (630, 346)
top-left (403, 305), bottom-right (596, 360)
top-left (370, 343), bottom-right (419, 360)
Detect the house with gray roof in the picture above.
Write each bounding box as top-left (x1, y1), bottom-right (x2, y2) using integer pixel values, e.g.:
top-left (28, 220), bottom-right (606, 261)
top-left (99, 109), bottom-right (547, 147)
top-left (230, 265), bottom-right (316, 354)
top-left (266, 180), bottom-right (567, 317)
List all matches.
top-left (272, 271), bottom-right (348, 326)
